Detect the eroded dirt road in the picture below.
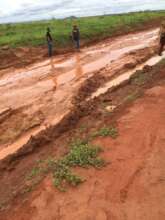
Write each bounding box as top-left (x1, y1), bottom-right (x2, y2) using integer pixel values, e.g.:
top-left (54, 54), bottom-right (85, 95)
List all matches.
top-left (0, 28), bottom-right (160, 160)
top-left (0, 27), bottom-right (165, 220)
top-left (1, 69), bottom-right (165, 220)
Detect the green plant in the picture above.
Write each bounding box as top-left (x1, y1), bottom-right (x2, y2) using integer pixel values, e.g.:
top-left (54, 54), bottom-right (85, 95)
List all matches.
top-left (92, 126), bottom-right (118, 138)
top-left (79, 124), bottom-right (87, 133)
top-left (27, 141), bottom-right (105, 191)
top-left (124, 91), bottom-right (141, 102)
top-left (23, 186), bottom-right (33, 194)
top-left (65, 141), bottom-right (105, 168)
top-left (133, 74), bottom-right (147, 85)
top-left (26, 167), bottom-right (42, 180)
top-left (52, 162), bottom-right (83, 192)
top-left (70, 138), bottom-right (88, 147)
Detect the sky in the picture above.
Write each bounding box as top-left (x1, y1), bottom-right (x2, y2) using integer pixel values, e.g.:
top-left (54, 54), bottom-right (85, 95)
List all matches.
top-left (0, 0), bottom-right (165, 23)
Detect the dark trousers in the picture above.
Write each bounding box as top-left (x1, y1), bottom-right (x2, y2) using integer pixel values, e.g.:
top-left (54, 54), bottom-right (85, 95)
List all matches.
top-left (48, 41), bottom-right (53, 57)
top-left (74, 39), bottom-right (80, 49)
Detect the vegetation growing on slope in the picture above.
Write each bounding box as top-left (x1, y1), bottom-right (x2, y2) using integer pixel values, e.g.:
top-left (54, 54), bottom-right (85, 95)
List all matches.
top-left (27, 140), bottom-right (105, 191)
top-left (92, 126), bottom-right (118, 138)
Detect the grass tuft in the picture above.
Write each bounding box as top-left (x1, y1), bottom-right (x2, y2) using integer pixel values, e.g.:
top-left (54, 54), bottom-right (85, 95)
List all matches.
top-left (92, 126), bottom-right (118, 138)
top-left (132, 73), bottom-right (149, 85)
top-left (124, 91), bottom-right (141, 102)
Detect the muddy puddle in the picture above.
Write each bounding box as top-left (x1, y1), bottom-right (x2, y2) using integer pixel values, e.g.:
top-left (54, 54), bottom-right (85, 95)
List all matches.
top-left (0, 28), bottom-right (160, 160)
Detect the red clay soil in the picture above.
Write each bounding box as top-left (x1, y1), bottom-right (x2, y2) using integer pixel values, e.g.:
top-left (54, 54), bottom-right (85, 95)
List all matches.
top-left (0, 28), bottom-right (158, 160)
top-left (1, 70), bottom-right (165, 219)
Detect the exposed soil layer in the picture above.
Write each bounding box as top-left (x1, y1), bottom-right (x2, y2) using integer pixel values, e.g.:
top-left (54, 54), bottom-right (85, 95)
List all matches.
top-left (0, 54), bottom-right (165, 220)
top-left (0, 28), bottom-right (159, 160)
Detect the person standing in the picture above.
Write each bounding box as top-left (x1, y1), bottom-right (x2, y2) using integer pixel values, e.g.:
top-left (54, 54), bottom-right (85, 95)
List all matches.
top-left (46, 27), bottom-right (53, 57)
top-left (159, 21), bottom-right (165, 56)
top-left (72, 25), bottom-right (80, 50)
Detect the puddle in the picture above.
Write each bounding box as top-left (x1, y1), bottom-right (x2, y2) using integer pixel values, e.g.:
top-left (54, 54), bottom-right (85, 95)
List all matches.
top-left (0, 29), bottom-right (157, 88)
top-left (57, 43), bottom-right (155, 86)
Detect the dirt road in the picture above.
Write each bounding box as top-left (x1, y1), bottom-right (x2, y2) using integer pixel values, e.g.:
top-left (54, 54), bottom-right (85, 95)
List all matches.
top-left (0, 27), bottom-right (165, 220)
top-left (1, 58), bottom-right (165, 220)
top-left (0, 28), bottom-right (160, 160)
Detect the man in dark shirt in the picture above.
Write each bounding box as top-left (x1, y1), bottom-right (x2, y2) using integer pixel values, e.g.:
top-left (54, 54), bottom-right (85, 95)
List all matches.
top-left (46, 27), bottom-right (53, 57)
top-left (72, 25), bottom-right (80, 50)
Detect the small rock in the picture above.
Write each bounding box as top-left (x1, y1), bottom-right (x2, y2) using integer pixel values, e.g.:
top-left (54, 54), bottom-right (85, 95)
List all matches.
top-left (1, 45), bottom-right (10, 51)
top-left (105, 105), bottom-right (116, 112)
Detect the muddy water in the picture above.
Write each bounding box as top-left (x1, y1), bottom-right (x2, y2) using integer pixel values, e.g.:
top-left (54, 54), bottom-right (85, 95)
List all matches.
top-left (0, 29), bottom-right (159, 160)
top-left (90, 52), bottom-right (165, 99)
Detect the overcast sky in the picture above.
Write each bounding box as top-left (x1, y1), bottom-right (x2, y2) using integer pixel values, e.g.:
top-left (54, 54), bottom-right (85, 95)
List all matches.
top-left (0, 0), bottom-right (165, 23)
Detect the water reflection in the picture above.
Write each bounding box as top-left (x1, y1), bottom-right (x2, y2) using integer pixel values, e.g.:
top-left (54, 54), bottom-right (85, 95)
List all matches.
top-left (75, 52), bottom-right (83, 80)
top-left (49, 57), bottom-right (57, 90)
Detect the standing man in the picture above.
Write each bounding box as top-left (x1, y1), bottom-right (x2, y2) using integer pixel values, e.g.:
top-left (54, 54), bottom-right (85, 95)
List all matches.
top-left (72, 25), bottom-right (80, 50)
top-left (46, 27), bottom-right (53, 57)
top-left (159, 21), bottom-right (165, 56)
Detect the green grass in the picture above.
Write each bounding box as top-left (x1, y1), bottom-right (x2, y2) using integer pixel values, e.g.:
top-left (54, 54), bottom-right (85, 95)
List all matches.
top-left (26, 167), bottom-right (42, 179)
top-left (131, 72), bottom-right (151, 86)
top-left (27, 140), bottom-right (105, 191)
top-left (0, 11), bottom-right (165, 48)
top-left (92, 126), bottom-right (118, 138)
top-left (78, 124), bottom-right (87, 133)
top-left (124, 91), bottom-right (142, 102)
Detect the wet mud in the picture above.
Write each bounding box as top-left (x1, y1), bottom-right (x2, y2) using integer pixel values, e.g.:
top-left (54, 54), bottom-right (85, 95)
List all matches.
top-left (0, 43), bottom-right (165, 220)
top-left (0, 29), bottom-right (159, 161)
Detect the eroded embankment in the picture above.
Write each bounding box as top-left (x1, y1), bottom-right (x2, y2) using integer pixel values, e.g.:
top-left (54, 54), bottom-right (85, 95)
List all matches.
top-left (0, 28), bottom-right (159, 161)
top-left (0, 47), bottom-right (158, 165)
top-left (0, 55), bottom-right (165, 220)
top-left (0, 50), bottom-right (164, 212)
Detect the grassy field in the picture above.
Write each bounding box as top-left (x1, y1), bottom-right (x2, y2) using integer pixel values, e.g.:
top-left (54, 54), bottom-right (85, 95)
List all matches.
top-left (0, 11), bottom-right (165, 49)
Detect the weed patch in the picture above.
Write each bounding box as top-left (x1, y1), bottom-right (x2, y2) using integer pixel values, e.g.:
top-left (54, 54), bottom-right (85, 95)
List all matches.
top-left (124, 91), bottom-right (142, 102)
top-left (132, 73), bottom-right (149, 85)
top-left (79, 125), bottom-right (87, 133)
top-left (92, 126), bottom-right (118, 138)
top-left (27, 141), bottom-right (105, 191)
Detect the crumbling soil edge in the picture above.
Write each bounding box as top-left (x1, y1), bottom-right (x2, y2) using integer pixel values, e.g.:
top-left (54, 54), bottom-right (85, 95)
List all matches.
top-left (72, 46), bottom-right (156, 104)
top-left (0, 57), bottom-right (164, 214)
top-left (0, 50), bottom-right (160, 172)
